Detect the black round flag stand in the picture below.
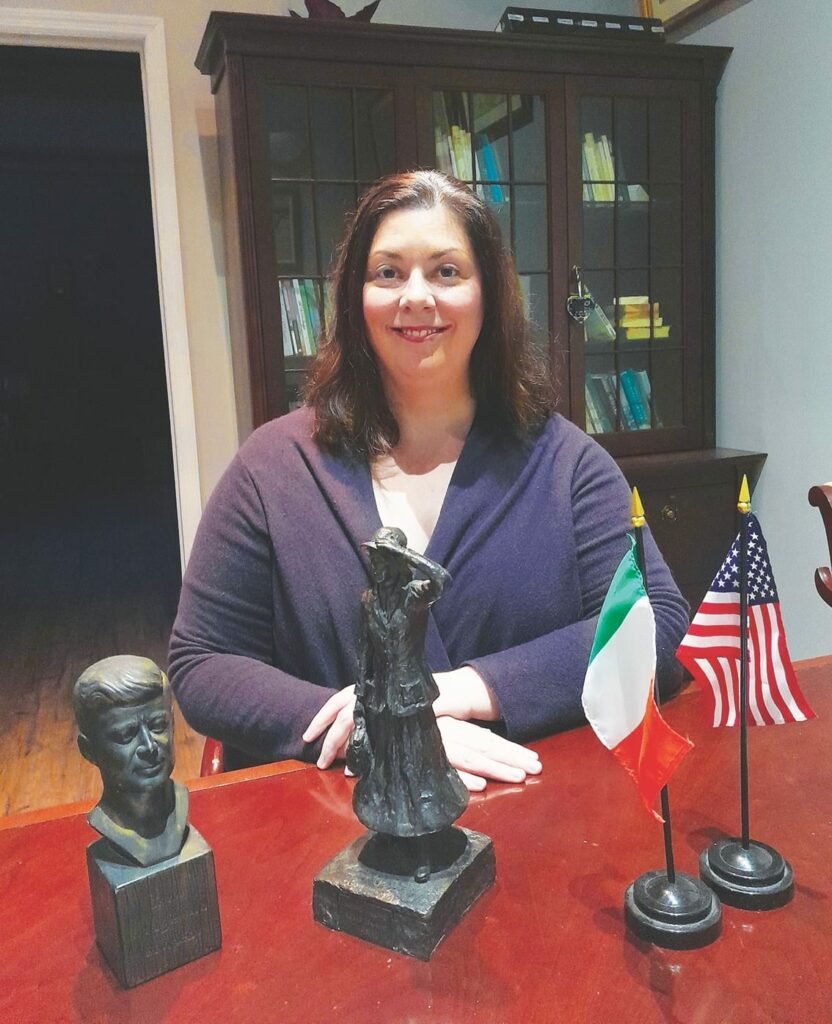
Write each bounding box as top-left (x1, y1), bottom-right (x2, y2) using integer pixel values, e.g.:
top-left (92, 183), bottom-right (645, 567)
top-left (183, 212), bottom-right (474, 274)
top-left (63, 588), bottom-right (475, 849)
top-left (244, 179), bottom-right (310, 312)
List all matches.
top-left (700, 837), bottom-right (794, 910)
top-left (625, 868), bottom-right (722, 950)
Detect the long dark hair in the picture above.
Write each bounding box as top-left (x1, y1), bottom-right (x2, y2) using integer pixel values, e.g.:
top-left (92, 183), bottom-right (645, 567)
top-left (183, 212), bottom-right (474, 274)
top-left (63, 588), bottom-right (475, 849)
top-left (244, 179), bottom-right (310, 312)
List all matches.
top-left (305, 170), bottom-right (555, 457)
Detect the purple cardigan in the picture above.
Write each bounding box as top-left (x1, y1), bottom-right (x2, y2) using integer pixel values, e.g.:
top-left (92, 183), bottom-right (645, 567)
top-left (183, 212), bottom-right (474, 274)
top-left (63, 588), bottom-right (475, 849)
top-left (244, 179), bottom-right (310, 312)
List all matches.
top-left (169, 409), bottom-right (688, 769)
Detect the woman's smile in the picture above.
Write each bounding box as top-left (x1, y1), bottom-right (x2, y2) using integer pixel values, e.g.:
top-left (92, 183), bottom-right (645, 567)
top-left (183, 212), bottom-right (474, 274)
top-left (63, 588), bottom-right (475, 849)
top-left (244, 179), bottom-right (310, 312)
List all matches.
top-left (390, 324), bottom-right (450, 343)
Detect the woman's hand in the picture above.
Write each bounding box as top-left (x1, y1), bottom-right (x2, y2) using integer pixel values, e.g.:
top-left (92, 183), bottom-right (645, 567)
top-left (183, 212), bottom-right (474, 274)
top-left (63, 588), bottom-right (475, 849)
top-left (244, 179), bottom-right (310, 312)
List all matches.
top-left (302, 686), bottom-right (356, 769)
top-left (433, 665), bottom-right (501, 722)
top-left (303, 673), bottom-right (542, 793)
top-left (436, 716), bottom-right (541, 792)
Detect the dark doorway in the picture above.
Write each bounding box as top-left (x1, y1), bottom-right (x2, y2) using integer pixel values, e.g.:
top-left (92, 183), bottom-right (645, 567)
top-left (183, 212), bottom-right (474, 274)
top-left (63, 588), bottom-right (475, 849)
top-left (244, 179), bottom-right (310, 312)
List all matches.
top-left (0, 46), bottom-right (199, 815)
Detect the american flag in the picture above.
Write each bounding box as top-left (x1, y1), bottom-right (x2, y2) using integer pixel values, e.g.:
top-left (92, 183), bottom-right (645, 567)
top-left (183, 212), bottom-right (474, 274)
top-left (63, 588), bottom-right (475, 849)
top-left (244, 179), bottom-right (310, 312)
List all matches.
top-left (676, 513), bottom-right (815, 727)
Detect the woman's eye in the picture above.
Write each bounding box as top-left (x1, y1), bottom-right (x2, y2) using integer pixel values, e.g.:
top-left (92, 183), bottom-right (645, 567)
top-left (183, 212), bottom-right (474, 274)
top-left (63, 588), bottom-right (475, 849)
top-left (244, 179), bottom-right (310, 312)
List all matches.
top-left (375, 266), bottom-right (398, 281)
top-left (437, 265), bottom-right (459, 280)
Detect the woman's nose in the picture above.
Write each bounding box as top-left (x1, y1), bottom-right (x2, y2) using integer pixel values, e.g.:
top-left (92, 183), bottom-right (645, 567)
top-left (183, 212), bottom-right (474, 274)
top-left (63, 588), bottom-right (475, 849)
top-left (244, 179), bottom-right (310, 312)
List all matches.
top-left (400, 269), bottom-right (435, 309)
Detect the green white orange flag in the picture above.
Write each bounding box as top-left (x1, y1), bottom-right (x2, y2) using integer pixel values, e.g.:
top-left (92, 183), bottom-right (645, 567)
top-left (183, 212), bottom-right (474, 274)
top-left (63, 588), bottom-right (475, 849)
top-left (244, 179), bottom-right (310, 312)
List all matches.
top-left (582, 537), bottom-right (693, 821)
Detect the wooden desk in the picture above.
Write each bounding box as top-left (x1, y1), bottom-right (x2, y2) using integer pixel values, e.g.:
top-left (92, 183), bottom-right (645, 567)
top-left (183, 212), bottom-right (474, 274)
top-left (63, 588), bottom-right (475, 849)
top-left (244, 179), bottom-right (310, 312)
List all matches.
top-left (2, 660), bottom-right (830, 1024)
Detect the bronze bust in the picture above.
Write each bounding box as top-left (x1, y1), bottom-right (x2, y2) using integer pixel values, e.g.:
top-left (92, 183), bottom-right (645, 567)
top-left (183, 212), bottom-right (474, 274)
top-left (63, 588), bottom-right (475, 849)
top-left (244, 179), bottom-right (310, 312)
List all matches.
top-left (73, 655), bottom-right (188, 867)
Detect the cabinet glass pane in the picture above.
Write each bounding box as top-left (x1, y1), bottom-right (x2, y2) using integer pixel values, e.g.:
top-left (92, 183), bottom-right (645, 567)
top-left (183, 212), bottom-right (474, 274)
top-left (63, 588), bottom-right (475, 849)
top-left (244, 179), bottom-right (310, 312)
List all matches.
top-left (650, 98), bottom-right (682, 182)
top-left (265, 85), bottom-right (311, 179)
top-left (614, 98), bottom-right (648, 183)
top-left (583, 269), bottom-right (615, 345)
top-left (616, 203), bottom-right (649, 268)
top-left (315, 183), bottom-right (356, 275)
top-left (650, 350), bottom-right (682, 428)
top-left (519, 273), bottom-right (549, 345)
top-left (513, 185), bottom-right (547, 273)
top-left (355, 89), bottom-right (395, 180)
top-left (310, 88), bottom-right (354, 180)
top-left (579, 83), bottom-right (686, 456)
top-left (650, 184), bottom-right (682, 266)
top-left (271, 182), bottom-right (316, 276)
top-left (511, 94), bottom-right (546, 182)
top-left (476, 184), bottom-right (511, 240)
top-left (651, 267), bottom-right (682, 342)
top-left (472, 94), bottom-right (510, 182)
top-left (582, 203), bottom-right (613, 269)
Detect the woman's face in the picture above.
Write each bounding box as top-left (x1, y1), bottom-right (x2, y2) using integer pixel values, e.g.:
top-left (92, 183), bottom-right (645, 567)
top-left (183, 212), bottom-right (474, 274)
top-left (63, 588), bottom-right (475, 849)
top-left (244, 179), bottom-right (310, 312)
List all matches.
top-left (362, 203), bottom-right (483, 402)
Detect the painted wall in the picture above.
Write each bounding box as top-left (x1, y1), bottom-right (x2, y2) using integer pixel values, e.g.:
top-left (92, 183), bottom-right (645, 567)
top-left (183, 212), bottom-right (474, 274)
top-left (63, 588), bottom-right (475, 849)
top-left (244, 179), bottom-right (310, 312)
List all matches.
top-left (686, 0), bottom-right (832, 659)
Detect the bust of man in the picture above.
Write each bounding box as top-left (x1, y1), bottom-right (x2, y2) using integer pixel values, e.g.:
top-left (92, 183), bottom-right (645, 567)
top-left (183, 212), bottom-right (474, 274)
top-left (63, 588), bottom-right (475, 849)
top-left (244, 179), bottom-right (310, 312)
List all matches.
top-left (73, 655), bottom-right (189, 867)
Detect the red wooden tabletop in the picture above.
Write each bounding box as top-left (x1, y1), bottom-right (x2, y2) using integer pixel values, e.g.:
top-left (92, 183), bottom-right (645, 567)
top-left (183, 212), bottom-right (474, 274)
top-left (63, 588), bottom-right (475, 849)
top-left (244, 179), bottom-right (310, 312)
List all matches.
top-left (1, 659), bottom-right (830, 1024)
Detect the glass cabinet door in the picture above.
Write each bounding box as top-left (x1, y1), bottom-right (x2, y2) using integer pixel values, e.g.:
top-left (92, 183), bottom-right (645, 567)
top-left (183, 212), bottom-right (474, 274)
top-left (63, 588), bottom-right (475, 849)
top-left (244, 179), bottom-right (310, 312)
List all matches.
top-left (423, 84), bottom-right (551, 349)
top-left (569, 79), bottom-right (701, 453)
top-left (255, 75), bottom-right (396, 410)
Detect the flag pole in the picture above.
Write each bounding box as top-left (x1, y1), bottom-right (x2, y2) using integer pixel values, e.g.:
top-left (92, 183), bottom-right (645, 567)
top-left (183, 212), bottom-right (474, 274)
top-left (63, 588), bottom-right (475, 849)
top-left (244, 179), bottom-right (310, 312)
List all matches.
top-left (623, 488), bottom-right (721, 949)
top-left (698, 476), bottom-right (795, 910)
top-left (631, 488), bottom-right (675, 884)
top-left (737, 476), bottom-right (751, 849)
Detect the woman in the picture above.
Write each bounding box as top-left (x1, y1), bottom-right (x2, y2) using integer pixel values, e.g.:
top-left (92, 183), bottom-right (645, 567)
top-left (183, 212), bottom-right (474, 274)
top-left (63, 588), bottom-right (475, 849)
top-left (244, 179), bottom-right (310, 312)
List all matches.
top-left (348, 527), bottom-right (468, 880)
top-left (169, 170), bottom-right (688, 790)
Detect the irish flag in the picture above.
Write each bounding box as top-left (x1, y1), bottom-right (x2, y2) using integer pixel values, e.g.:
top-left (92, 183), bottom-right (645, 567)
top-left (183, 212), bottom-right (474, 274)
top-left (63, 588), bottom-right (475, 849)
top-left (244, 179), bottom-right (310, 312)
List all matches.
top-left (582, 537), bottom-right (693, 821)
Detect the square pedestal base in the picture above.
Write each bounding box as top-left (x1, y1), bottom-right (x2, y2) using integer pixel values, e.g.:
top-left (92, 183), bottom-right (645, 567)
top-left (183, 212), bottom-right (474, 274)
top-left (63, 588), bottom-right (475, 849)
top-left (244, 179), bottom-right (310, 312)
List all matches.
top-left (87, 825), bottom-right (222, 988)
top-left (313, 826), bottom-right (495, 960)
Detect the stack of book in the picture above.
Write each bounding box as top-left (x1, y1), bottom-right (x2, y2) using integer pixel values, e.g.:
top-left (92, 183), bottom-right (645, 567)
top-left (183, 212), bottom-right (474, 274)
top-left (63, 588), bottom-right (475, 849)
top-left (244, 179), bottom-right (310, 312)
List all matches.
top-left (279, 278), bottom-right (322, 357)
top-left (616, 295), bottom-right (670, 340)
top-left (584, 368), bottom-right (657, 433)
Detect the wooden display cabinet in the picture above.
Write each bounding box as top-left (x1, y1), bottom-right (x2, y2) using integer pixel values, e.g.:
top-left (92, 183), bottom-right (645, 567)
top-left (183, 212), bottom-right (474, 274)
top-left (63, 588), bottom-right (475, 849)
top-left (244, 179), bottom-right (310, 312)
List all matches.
top-left (196, 13), bottom-right (764, 608)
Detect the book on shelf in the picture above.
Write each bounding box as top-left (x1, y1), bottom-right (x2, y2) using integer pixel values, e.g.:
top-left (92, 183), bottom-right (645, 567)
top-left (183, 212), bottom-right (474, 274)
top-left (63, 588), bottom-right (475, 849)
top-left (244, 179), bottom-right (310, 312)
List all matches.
top-left (623, 325), bottom-right (670, 340)
top-left (586, 369), bottom-right (656, 432)
top-left (582, 132), bottom-right (615, 202)
top-left (279, 278), bottom-right (320, 357)
top-left (620, 368), bottom-right (650, 429)
top-left (279, 284), bottom-right (294, 357)
top-left (476, 134), bottom-right (506, 201)
top-left (584, 384), bottom-right (599, 434)
top-left (586, 373), bottom-right (616, 432)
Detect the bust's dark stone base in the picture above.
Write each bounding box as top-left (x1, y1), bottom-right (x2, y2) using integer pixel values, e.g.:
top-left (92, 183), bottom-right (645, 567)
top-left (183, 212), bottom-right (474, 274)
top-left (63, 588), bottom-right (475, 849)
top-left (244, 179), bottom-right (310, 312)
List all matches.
top-left (313, 826), bottom-right (495, 960)
top-left (87, 826), bottom-right (222, 988)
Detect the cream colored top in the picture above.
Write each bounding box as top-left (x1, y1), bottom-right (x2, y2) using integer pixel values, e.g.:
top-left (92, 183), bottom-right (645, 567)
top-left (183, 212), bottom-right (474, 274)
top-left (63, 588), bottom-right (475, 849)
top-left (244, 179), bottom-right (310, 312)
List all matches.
top-left (371, 456), bottom-right (458, 555)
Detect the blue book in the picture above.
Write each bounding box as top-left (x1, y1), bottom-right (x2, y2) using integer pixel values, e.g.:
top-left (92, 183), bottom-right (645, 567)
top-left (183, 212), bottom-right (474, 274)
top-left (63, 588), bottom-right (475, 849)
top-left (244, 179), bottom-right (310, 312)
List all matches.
top-left (620, 369), bottom-right (650, 428)
top-left (476, 134), bottom-right (505, 202)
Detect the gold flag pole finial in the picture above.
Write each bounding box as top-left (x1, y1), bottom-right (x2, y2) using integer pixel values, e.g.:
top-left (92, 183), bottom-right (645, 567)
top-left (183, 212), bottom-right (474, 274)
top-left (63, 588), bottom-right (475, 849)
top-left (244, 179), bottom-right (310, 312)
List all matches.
top-left (737, 475), bottom-right (751, 514)
top-left (631, 486), bottom-right (646, 528)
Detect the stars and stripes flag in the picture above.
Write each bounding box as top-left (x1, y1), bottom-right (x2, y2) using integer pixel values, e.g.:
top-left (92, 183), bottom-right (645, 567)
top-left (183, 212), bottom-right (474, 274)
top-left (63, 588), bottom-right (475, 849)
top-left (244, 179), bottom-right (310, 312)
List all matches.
top-left (676, 513), bottom-right (815, 727)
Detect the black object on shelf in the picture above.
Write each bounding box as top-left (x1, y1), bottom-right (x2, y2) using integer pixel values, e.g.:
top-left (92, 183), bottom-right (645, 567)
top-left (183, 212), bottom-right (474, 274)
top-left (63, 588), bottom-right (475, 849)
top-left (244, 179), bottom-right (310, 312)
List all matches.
top-left (497, 7), bottom-right (665, 41)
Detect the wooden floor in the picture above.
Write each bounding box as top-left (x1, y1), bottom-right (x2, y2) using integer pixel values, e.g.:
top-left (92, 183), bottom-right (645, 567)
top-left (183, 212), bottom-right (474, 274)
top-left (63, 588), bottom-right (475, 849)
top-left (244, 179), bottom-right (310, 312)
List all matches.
top-left (0, 483), bottom-right (203, 817)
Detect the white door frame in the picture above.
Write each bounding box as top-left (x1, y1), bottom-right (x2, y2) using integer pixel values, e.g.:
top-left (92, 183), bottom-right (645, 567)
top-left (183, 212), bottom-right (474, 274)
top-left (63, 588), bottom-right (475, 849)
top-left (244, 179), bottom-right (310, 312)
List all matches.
top-left (0, 8), bottom-right (201, 567)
